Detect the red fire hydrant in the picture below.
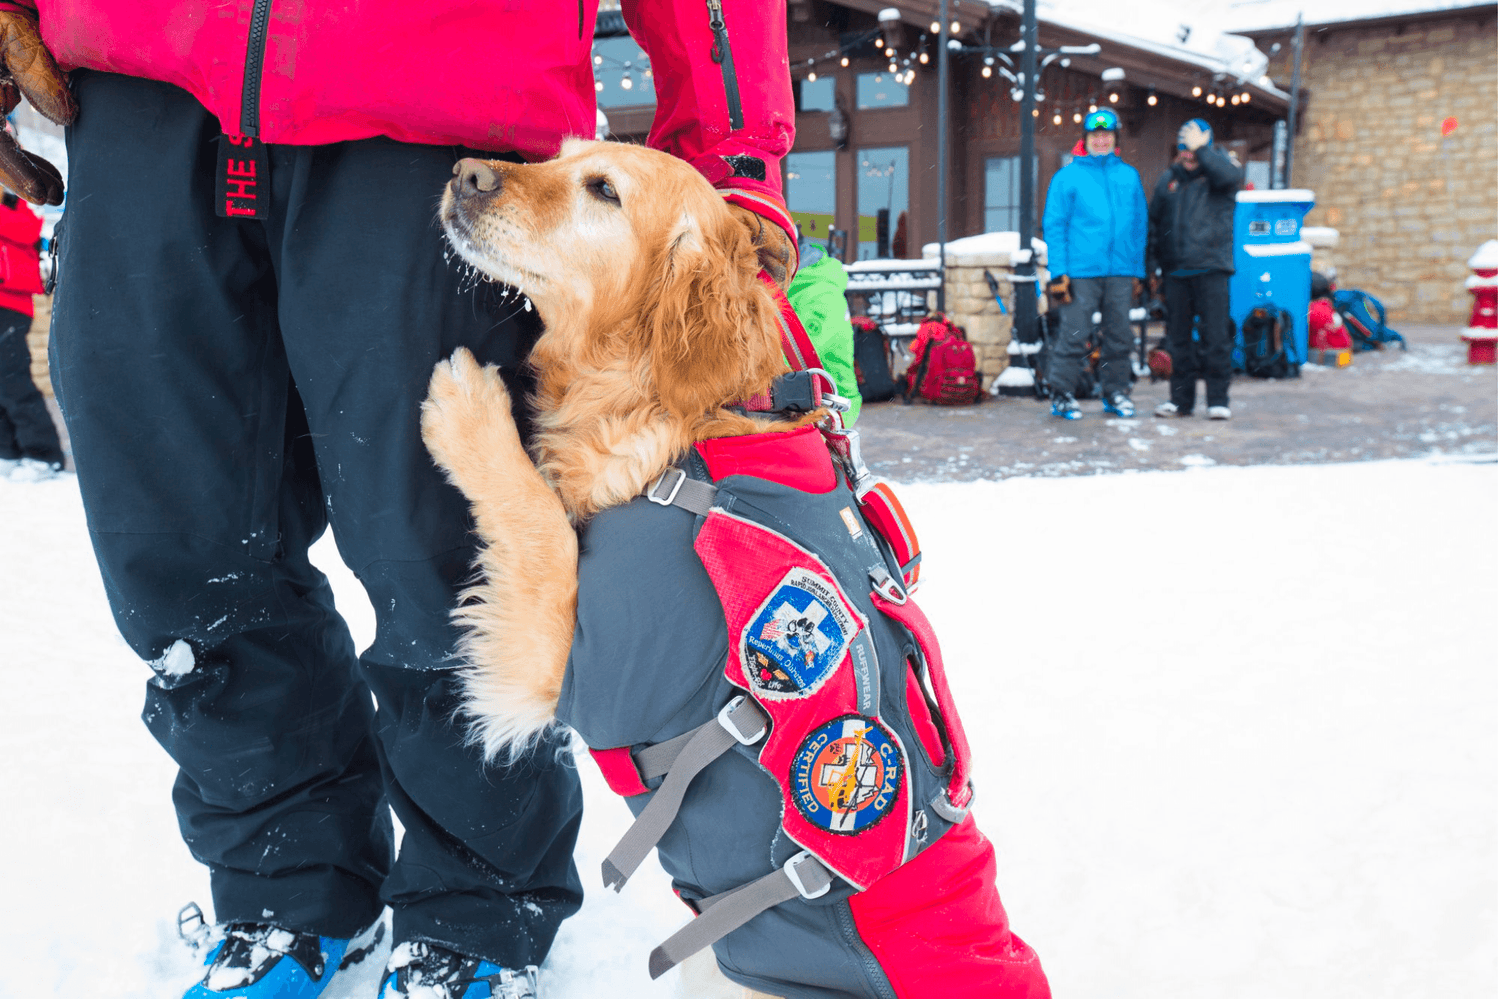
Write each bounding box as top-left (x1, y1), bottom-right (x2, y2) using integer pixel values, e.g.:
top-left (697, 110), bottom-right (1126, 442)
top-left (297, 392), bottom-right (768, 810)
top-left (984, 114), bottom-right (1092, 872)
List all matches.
top-left (1462, 240), bottom-right (1497, 364)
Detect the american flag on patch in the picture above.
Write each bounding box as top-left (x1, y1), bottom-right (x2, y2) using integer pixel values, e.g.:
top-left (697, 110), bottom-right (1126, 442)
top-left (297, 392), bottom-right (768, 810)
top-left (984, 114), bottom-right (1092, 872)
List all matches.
top-left (759, 620), bottom-right (784, 641)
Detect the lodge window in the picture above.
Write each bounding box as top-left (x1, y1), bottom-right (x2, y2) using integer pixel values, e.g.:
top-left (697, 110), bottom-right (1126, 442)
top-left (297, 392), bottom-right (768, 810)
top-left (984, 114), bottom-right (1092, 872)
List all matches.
top-left (984, 155), bottom-right (1035, 234)
top-left (855, 72), bottom-right (909, 110)
top-left (785, 150), bottom-right (837, 244)
top-left (857, 146), bottom-right (909, 259)
top-left (797, 76), bottom-right (836, 112)
top-left (592, 35), bottom-right (655, 109)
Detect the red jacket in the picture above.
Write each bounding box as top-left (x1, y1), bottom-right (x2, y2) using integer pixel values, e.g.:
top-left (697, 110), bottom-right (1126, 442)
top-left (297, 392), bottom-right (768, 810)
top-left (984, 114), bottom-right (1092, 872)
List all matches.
top-left (0, 197), bottom-right (43, 317)
top-left (20, 0), bottom-right (794, 237)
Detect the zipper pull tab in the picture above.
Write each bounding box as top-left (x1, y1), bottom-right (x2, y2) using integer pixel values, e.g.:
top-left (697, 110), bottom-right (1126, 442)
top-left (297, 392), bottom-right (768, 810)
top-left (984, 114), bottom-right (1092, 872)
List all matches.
top-left (707, 0), bottom-right (727, 62)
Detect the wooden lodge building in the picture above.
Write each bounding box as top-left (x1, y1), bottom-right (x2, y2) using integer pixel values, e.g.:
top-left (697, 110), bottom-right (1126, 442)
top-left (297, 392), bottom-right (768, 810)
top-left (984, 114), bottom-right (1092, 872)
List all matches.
top-left (596, 0), bottom-right (1292, 261)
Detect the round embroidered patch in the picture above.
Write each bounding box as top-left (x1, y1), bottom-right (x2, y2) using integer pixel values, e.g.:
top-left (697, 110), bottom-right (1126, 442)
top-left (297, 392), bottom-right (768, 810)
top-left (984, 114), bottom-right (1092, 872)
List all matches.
top-left (742, 567), bottom-right (859, 697)
top-left (789, 714), bottom-right (904, 835)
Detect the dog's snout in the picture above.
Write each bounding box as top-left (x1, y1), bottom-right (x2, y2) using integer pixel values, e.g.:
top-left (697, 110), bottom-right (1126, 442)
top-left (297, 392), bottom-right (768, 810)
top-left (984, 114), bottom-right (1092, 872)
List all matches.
top-left (452, 158), bottom-right (502, 196)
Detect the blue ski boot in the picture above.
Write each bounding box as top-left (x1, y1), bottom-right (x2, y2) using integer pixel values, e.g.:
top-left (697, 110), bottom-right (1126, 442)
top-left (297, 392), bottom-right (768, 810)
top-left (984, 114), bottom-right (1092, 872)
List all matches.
top-left (182, 920), bottom-right (361, 998)
top-left (1051, 393), bottom-right (1083, 420)
top-left (1102, 392), bottom-right (1136, 418)
top-left (381, 941), bottom-right (540, 998)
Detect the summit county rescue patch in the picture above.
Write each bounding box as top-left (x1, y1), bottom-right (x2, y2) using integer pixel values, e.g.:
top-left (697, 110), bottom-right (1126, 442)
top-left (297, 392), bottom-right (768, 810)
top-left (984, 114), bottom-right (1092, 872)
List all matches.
top-left (790, 714), bottom-right (904, 835)
top-left (742, 566), bottom-right (859, 696)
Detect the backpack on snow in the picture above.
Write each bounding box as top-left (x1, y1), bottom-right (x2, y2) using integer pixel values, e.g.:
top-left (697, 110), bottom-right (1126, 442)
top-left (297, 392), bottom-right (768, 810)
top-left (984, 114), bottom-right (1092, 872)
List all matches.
top-left (851, 315), bottom-right (900, 402)
top-left (1241, 305), bottom-right (1301, 379)
top-left (904, 313), bottom-right (982, 405)
top-left (1331, 289), bottom-right (1407, 351)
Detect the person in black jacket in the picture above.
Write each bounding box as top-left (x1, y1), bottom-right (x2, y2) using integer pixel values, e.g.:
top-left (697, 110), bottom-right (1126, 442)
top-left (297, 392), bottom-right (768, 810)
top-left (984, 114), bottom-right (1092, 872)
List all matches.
top-left (1146, 119), bottom-right (1245, 419)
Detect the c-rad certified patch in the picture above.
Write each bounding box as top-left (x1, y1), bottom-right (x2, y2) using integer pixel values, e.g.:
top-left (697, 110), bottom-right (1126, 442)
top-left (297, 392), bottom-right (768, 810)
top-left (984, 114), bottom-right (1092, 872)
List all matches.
top-left (789, 714), bottom-right (903, 835)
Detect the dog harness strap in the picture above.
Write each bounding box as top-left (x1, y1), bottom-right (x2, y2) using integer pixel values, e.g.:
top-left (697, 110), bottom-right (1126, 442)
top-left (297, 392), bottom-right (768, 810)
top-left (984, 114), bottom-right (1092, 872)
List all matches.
top-left (647, 852), bottom-right (835, 980)
top-left (646, 468), bottom-right (717, 515)
top-left (601, 697), bottom-right (768, 892)
top-left (760, 273), bottom-right (824, 373)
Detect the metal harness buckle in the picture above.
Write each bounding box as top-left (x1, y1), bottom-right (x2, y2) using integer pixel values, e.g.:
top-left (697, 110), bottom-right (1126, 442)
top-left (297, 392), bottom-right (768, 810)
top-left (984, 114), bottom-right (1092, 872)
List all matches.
top-left (783, 851), bottom-right (832, 900)
top-left (647, 468), bottom-right (687, 507)
top-left (716, 695), bottom-right (767, 746)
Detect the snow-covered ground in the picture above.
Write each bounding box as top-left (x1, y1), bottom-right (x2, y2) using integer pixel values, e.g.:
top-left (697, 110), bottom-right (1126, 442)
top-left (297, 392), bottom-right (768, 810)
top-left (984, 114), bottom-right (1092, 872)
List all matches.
top-left (1, 455), bottom-right (1494, 999)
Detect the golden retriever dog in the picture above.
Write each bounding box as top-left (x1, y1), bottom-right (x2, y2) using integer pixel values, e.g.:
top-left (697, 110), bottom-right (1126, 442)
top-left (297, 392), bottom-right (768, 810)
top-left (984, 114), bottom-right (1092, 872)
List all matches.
top-left (421, 140), bottom-right (810, 996)
top-left (420, 140), bottom-right (1049, 999)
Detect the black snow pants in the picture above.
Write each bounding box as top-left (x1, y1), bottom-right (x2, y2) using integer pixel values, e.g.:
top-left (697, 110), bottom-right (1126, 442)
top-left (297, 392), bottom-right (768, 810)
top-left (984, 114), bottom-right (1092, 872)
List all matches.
top-left (1046, 275), bottom-right (1134, 401)
top-left (0, 305), bottom-right (63, 464)
top-left (1164, 271), bottom-right (1233, 411)
top-left (49, 71), bottom-right (583, 966)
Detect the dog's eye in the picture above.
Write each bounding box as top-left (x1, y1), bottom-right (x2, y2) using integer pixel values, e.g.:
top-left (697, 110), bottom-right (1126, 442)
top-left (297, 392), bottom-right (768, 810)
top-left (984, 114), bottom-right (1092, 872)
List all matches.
top-left (587, 177), bottom-right (620, 206)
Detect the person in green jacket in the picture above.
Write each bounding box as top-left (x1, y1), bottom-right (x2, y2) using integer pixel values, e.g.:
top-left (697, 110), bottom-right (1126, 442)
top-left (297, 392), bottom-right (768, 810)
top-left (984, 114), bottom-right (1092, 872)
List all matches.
top-left (788, 237), bottom-right (862, 423)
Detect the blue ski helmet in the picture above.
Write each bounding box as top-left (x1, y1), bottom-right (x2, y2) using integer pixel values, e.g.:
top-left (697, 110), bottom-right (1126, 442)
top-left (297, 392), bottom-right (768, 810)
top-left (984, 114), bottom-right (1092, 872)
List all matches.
top-left (1083, 108), bottom-right (1120, 133)
top-left (1177, 118), bottom-right (1214, 149)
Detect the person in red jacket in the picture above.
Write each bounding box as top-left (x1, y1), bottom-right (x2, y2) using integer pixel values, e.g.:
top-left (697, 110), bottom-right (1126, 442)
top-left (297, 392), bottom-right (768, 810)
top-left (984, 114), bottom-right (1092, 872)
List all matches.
top-left (0, 186), bottom-right (62, 474)
top-left (0, 4), bottom-right (796, 997)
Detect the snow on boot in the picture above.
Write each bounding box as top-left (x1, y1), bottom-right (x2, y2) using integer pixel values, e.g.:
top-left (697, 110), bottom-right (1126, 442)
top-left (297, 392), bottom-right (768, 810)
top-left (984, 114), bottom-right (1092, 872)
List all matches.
top-left (1050, 393), bottom-right (1083, 420)
top-left (1207, 405), bottom-right (1232, 420)
top-left (182, 921), bottom-right (351, 998)
top-left (381, 941), bottom-right (540, 999)
top-left (1154, 401), bottom-right (1190, 418)
top-left (1102, 393), bottom-right (1136, 418)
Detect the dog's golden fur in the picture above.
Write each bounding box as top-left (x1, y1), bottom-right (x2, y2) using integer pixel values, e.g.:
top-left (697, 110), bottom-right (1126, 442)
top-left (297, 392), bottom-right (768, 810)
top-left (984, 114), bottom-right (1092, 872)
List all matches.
top-left (421, 139), bottom-right (812, 762)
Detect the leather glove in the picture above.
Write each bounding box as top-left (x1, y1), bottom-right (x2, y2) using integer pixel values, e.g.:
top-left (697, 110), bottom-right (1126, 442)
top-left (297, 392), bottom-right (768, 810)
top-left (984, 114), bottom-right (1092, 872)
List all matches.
top-left (0, 6), bottom-right (75, 205)
top-left (727, 203), bottom-right (796, 289)
top-left (1046, 273), bottom-right (1071, 305)
top-left (1177, 120), bottom-right (1211, 152)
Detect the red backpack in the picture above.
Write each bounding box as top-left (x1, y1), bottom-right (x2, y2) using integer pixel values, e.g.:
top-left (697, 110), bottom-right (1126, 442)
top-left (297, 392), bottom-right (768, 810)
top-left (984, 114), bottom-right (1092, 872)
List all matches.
top-left (905, 314), bottom-right (982, 405)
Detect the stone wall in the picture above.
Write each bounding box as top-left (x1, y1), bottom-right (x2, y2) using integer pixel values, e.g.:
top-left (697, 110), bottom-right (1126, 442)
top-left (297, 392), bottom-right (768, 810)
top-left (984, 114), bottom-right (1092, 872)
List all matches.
top-left (931, 252), bottom-right (1050, 391)
top-left (1259, 10), bottom-right (1498, 324)
top-left (27, 294), bottom-right (51, 398)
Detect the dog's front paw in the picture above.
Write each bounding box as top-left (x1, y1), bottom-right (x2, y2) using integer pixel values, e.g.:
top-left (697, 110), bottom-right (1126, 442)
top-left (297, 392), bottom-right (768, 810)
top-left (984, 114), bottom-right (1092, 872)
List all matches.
top-left (421, 348), bottom-right (524, 492)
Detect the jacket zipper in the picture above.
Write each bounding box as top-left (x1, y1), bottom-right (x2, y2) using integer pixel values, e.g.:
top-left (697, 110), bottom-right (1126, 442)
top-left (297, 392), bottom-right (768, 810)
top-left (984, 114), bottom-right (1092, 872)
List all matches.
top-left (706, 0), bottom-right (744, 130)
top-left (240, 0), bottom-right (274, 137)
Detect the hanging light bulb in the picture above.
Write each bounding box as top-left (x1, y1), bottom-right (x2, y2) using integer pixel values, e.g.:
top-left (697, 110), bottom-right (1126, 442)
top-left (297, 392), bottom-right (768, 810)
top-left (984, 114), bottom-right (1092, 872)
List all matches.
top-left (620, 74), bottom-right (633, 90)
top-left (874, 36), bottom-right (883, 49)
top-left (905, 69), bottom-right (916, 85)
top-left (919, 51), bottom-right (929, 64)
top-left (593, 54), bottom-right (603, 66)
top-left (885, 47), bottom-right (895, 57)
top-left (1147, 90), bottom-right (1158, 106)
top-left (595, 80), bottom-right (604, 92)
top-left (1191, 85), bottom-right (1202, 97)
top-left (951, 19), bottom-right (961, 33)
top-left (1073, 111), bottom-right (1083, 123)
top-left (1241, 92), bottom-right (1251, 103)
top-left (1088, 103), bottom-right (1097, 112)
top-left (1109, 92), bottom-right (1119, 103)
top-left (930, 20), bottom-right (941, 33)
top-left (1053, 112), bottom-right (1063, 125)
top-left (889, 61), bottom-right (898, 73)
top-left (1032, 108), bottom-right (1040, 117)
top-left (981, 65), bottom-right (992, 78)
top-left (840, 56), bottom-right (849, 67)
top-left (808, 71), bottom-right (817, 82)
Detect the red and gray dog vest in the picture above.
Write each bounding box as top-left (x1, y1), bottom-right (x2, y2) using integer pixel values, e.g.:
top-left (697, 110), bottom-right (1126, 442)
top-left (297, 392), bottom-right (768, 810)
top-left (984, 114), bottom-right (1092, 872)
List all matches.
top-left (554, 409), bottom-right (1050, 998)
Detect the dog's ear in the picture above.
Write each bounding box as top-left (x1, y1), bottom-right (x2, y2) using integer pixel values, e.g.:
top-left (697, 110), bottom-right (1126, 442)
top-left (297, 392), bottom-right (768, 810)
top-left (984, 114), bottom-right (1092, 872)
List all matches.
top-left (637, 202), bottom-right (786, 420)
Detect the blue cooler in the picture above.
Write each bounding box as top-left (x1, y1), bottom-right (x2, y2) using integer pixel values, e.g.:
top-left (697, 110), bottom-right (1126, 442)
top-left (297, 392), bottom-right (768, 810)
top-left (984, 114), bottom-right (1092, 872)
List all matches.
top-left (1231, 189), bottom-right (1315, 364)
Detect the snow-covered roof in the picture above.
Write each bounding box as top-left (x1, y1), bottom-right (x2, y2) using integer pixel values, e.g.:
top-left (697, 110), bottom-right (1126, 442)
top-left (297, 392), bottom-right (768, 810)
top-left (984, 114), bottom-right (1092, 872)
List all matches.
top-left (920, 231), bottom-right (1050, 266)
top-left (1222, 0), bottom-right (1495, 33)
top-left (988, 0), bottom-right (1285, 95)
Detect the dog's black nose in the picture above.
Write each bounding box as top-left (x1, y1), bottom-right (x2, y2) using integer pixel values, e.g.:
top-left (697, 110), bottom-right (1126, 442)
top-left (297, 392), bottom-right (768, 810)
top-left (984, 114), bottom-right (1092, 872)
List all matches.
top-left (452, 158), bottom-right (501, 196)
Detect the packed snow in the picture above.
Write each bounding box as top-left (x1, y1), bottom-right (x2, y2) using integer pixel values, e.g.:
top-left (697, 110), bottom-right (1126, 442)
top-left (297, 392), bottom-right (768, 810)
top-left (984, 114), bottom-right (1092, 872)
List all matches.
top-left (1, 454), bottom-right (1494, 998)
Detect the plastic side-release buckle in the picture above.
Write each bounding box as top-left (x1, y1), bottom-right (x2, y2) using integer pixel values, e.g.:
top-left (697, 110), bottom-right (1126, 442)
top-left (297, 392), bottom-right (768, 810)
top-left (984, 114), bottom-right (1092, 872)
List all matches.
top-left (717, 695), bottom-right (768, 746)
top-left (804, 367), bottom-right (851, 414)
top-left (783, 851), bottom-right (833, 900)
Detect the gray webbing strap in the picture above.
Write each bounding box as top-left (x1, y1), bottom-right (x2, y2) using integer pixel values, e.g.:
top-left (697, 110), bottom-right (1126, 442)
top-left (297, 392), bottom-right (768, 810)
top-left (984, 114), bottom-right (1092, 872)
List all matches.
top-left (647, 851), bottom-right (835, 980)
top-left (630, 728), bottom-right (697, 783)
top-left (601, 697), bottom-right (768, 892)
top-left (645, 468), bottom-right (718, 515)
